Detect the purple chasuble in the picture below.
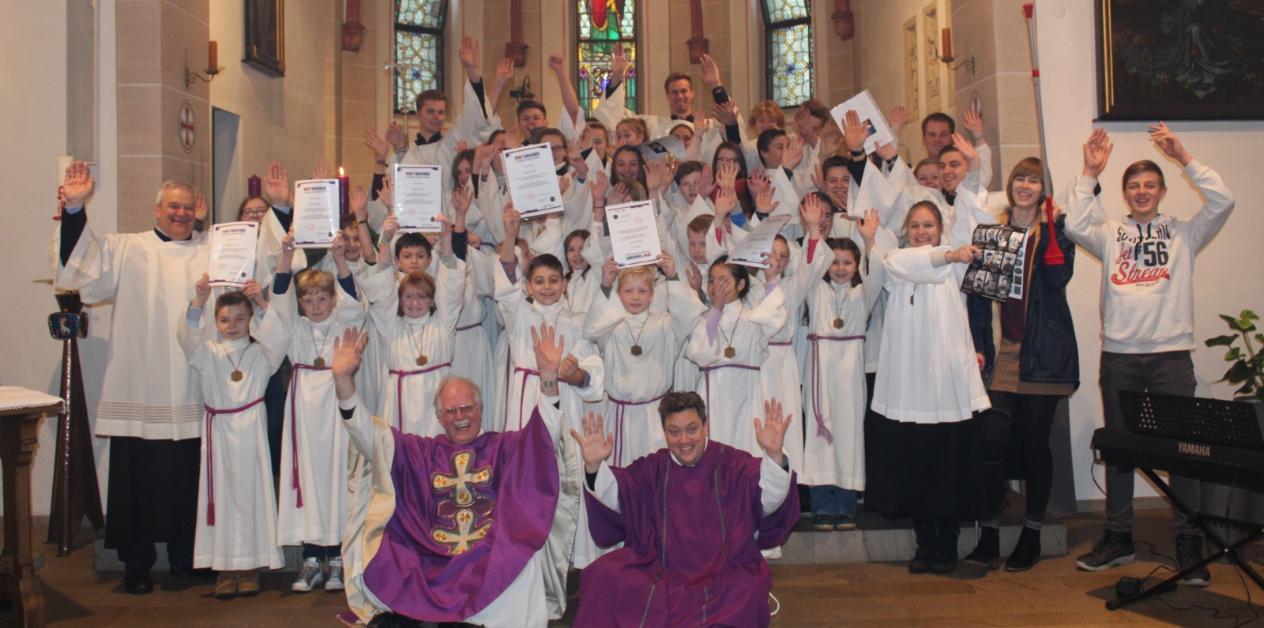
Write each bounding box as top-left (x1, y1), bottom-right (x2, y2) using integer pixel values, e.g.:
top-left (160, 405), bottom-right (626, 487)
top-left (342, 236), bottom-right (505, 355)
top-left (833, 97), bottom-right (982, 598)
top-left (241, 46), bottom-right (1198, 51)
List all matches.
top-left (362, 407), bottom-right (559, 622)
top-left (575, 442), bottom-right (800, 627)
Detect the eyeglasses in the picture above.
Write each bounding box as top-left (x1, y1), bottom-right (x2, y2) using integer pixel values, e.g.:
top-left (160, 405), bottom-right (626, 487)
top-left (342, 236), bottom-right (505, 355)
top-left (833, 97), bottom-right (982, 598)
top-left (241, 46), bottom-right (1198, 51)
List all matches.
top-left (439, 403), bottom-right (480, 419)
top-left (241, 207), bottom-right (269, 217)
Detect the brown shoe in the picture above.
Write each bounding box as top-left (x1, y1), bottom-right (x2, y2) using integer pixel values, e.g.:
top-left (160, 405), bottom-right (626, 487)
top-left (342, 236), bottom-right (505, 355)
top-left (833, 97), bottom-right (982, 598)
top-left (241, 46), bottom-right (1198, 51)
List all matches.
top-left (213, 571), bottom-right (238, 599)
top-left (237, 570), bottom-right (261, 597)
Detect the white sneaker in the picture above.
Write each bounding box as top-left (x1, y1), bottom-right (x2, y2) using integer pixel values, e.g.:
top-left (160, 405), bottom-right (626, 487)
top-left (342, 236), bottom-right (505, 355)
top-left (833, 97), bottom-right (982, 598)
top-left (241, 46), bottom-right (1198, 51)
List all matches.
top-left (291, 557), bottom-right (325, 592)
top-left (324, 557), bottom-right (344, 592)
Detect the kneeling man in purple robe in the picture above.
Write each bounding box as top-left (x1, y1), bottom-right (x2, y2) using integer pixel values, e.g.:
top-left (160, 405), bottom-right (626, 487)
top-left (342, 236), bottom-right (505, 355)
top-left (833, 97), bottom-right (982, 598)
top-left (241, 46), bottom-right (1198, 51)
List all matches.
top-left (328, 324), bottom-right (570, 627)
top-left (571, 391), bottom-right (800, 627)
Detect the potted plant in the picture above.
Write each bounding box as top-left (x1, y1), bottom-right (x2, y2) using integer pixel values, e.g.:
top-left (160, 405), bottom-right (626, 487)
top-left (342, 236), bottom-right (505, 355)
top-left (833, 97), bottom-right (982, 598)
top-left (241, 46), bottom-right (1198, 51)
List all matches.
top-left (1205, 309), bottom-right (1264, 403)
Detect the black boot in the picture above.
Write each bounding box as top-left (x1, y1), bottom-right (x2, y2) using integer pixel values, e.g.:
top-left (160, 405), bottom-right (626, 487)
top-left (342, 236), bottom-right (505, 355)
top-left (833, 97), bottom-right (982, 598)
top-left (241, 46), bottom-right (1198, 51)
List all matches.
top-left (909, 518), bottom-right (935, 574)
top-left (930, 521), bottom-right (960, 574)
top-left (1004, 526), bottom-right (1042, 572)
top-left (963, 525), bottom-right (1000, 568)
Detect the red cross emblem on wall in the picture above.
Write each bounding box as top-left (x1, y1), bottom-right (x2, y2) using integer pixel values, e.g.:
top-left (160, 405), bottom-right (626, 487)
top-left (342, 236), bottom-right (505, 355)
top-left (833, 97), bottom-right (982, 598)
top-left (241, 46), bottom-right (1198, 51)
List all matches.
top-left (179, 100), bottom-right (195, 153)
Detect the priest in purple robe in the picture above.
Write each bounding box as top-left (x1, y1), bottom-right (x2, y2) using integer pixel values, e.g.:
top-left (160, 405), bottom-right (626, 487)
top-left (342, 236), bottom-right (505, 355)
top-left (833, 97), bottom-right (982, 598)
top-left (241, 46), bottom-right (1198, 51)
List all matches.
top-left (328, 324), bottom-right (571, 628)
top-left (571, 391), bottom-right (800, 627)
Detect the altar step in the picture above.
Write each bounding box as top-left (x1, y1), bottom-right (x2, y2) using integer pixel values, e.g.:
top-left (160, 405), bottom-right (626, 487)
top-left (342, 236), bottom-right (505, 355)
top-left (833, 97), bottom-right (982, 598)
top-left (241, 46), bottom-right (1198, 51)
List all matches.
top-left (92, 542), bottom-right (310, 572)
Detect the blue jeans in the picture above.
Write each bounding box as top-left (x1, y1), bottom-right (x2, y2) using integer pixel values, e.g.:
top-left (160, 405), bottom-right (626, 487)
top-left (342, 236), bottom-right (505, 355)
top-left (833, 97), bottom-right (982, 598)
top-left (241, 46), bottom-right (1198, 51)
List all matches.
top-left (810, 485), bottom-right (859, 517)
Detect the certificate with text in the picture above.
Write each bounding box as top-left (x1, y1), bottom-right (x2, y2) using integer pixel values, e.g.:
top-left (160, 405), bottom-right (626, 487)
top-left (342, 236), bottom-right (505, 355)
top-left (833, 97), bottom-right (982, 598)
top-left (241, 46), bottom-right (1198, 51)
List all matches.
top-left (502, 143), bottom-right (565, 218)
top-left (292, 179), bottom-right (340, 249)
top-left (394, 164), bottom-right (443, 233)
top-left (606, 200), bottom-right (662, 268)
top-left (208, 221), bottom-right (259, 287)
top-left (729, 214), bottom-right (792, 269)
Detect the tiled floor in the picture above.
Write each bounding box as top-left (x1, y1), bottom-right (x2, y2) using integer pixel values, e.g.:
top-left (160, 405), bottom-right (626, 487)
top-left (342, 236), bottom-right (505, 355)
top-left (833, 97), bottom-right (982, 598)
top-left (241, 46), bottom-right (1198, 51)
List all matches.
top-left (5, 509), bottom-right (1261, 627)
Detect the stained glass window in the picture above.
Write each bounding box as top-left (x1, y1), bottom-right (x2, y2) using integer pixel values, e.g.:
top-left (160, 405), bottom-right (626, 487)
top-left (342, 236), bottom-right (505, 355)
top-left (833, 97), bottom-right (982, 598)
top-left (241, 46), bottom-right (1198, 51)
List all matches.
top-left (576, 0), bottom-right (639, 118)
top-left (762, 0), bottom-right (814, 108)
top-left (394, 0), bottom-right (448, 114)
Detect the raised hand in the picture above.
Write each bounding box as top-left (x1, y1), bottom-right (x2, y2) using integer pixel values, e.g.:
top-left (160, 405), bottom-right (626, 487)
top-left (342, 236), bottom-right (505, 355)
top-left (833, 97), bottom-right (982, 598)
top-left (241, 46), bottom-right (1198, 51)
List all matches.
top-left (783, 135), bottom-right (806, 169)
top-left (700, 53), bottom-right (721, 89)
top-left (458, 35), bottom-right (482, 80)
top-left (685, 264), bottom-right (702, 292)
top-left (379, 174), bottom-right (395, 209)
top-left (857, 208), bottom-right (879, 245)
top-left (312, 160), bottom-right (330, 180)
top-left (699, 164), bottom-right (716, 199)
top-left (715, 161), bottom-right (738, 191)
top-left (748, 170), bottom-right (771, 197)
top-left (610, 44), bottom-right (629, 84)
top-left (753, 398), bottom-right (791, 464)
top-left (962, 108), bottom-right (985, 140)
top-left (531, 322), bottom-right (566, 379)
top-left (331, 327), bottom-right (369, 390)
top-left (601, 257), bottom-right (619, 289)
top-left (657, 251), bottom-right (677, 279)
top-left (819, 128), bottom-right (843, 159)
top-left (242, 279), bottom-right (266, 309)
top-left (61, 161), bottom-right (94, 209)
top-left (380, 214), bottom-right (400, 244)
top-left (1081, 128), bottom-right (1113, 179)
top-left (887, 105), bottom-right (911, 133)
top-left (451, 185), bottom-right (472, 219)
top-left (569, 144), bottom-right (590, 181)
top-left (495, 56), bottom-right (515, 85)
top-left (570, 412), bottom-right (615, 473)
top-left (278, 232), bottom-right (296, 271)
top-left (363, 128), bottom-right (390, 161)
top-left (950, 132), bottom-right (980, 170)
top-left (1148, 121), bottom-right (1193, 166)
top-left (712, 100), bottom-right (738, 126)
top-left (331, 230), bottom-right (347, 259)
top-left (350, 184), bottom-right (368, 220)
top-left (754, 187), bottom-right (779, 214)
top-left (473, 142), bottom-right (495, 176)
top-left (800, 193), bottom-right (826, 236)
top-left (193, 272), bottom-right (211, 308)
top-left (194, 193), bottom-right (208, 222)
top-left (264, 161), bottom-right (290, 205)
top-left (647, 160), bottom-right (671, 195)
top-left (590, 169), bottom-right (609, 206)
top-left (714, 185), bottom-right (737, 222)
top-left (385, 121), bottom-right (407, 152)
top-left (875, 141), bottom-right (899, 161)
top-left (842, 109), bottom-right (868, 154)
top-left (503, 206), bottom-right (523, 238)
top-left (608, 183), bottom-right (631, 205)
top-left (547, 53), bottom-right (565, 76)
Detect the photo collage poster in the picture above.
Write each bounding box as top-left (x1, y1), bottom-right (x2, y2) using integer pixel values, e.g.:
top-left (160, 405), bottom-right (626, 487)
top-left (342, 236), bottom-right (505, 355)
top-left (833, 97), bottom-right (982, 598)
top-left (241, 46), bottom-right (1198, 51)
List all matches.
top-left (961, 224), bottom-right (1028, 302)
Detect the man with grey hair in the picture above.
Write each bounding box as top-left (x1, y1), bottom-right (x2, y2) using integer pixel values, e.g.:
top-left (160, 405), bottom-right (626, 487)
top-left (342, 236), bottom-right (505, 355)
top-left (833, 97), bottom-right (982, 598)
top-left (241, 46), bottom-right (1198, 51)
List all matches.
top-left (333, 324), bottom-right (571, 627)
top-left (53, 162), bottom-right (211, 594)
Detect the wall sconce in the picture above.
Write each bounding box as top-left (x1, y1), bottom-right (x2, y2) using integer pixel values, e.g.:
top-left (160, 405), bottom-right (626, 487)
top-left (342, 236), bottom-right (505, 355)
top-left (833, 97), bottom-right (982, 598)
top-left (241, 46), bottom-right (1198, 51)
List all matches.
top-left (185, 41), bottom-right (223, 88)
top-left (939, 28), bottom-right (976, 76)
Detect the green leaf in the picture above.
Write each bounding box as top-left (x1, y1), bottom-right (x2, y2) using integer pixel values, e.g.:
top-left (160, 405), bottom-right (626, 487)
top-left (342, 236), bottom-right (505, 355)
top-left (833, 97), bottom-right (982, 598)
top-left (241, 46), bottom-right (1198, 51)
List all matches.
top-left (1255, 333), bottom-right (1264, 345)
top-left (1226, 347), bottom-right (1243, 361)
top-left (1221, 313), bottom-right (1257, 333)
top-left (1237, 382), bottom-right (1255, 396)
top-left (1242, 309), bottom-right (1260, 322)
top-left (1206, 334), bottom-right (1238, 347)
top-left (1225, 361), bottom-right (1254, 384)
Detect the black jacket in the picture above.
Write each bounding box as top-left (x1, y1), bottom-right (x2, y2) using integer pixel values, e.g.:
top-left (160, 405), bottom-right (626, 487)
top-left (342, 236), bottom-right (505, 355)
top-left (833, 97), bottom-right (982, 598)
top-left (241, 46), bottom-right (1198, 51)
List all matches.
top-left (969, 215), bottom-right (1079, 389)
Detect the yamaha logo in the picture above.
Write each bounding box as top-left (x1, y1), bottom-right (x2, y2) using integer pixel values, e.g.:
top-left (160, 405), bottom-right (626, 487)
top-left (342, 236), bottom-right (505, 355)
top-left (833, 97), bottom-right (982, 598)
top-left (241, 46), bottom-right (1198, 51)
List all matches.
top-left (1176, 442), bottom-right (1211, 458)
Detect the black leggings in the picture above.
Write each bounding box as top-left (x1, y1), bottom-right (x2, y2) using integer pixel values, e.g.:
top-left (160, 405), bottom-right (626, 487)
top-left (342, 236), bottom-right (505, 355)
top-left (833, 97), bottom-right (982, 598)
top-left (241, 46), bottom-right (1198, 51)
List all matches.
top-left (989, 391), bottom-right (1062, 523)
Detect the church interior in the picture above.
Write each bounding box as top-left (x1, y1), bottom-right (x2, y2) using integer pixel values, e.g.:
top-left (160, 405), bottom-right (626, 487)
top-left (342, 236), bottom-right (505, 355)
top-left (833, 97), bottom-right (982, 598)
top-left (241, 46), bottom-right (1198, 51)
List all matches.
top-left (2, 0), bottom-right (1264, 625)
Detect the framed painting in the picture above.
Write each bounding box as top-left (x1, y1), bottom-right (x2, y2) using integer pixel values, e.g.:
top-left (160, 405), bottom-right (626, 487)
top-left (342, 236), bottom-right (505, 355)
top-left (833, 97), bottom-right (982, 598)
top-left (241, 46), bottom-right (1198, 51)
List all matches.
top-left (245, 0), bottom-right (285, 77)
top-left (1097, 0), bottom-right (1264, 120)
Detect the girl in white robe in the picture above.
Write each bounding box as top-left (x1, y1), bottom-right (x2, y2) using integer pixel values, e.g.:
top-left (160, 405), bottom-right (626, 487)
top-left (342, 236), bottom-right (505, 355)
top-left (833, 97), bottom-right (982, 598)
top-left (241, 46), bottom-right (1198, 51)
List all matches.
top-left (178, 277), bottom-right (288, 595)
top-left (683, 258), bottom-right (787, 459)
top-left (583, 256), bottom-right (697, 466)
top-left (866, 200), bottom-right (992, 576)
top-left (800, 212), bottom-right (887, 531)
top-left (272, 234), bottom-right (367, 593)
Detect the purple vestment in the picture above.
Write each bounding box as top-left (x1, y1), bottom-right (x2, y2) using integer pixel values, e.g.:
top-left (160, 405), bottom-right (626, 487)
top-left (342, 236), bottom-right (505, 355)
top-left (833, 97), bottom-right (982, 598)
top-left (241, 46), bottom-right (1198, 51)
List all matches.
top-left (576, 441), bottom-right (800, 627)
top-left (361, 407), bottom-right (559, 622)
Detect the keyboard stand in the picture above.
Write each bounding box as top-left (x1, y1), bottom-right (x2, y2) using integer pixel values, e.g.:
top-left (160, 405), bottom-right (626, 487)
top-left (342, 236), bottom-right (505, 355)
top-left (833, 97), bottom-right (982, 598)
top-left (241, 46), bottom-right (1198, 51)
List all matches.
top-left (1106, 466), bottom-right (1264, 610)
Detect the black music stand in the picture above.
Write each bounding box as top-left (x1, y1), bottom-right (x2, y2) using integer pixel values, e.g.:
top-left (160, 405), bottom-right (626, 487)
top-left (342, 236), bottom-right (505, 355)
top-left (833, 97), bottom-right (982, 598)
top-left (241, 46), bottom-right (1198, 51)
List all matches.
top-left (1107, 390), bottom-right (1264, 611)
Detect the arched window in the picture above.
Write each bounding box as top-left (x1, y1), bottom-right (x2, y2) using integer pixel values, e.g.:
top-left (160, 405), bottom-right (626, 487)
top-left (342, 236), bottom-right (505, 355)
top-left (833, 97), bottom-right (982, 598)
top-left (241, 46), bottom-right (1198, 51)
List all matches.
top-left (762, 0), bottom-right (814, 107)
top-left (394, 0), bottom-right (448, 114)
top-left (576, 0), bottom-right (639, 118)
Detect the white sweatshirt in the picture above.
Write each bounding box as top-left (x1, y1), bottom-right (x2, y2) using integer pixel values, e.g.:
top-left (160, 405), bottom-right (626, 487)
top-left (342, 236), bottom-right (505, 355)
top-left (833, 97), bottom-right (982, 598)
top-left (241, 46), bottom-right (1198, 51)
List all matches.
top-left (1065, 160), bottom-right (1234, 354)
